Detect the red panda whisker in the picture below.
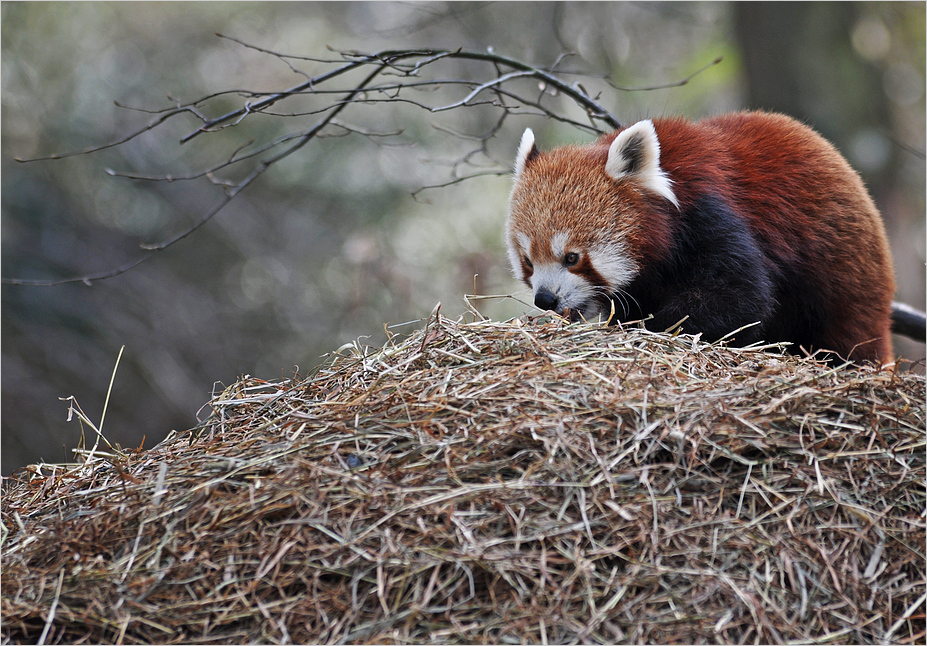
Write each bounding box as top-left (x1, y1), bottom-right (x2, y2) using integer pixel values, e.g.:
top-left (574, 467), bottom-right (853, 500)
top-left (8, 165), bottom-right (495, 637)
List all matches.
top-left (606, 287), bottom-right (638, 319)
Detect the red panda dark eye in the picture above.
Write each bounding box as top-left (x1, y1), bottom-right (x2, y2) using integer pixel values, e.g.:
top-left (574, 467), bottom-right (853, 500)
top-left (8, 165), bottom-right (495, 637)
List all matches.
top-left (564, 252), bottom-right (579, 267)
top-left (523, 255), bottom-right (533, 269)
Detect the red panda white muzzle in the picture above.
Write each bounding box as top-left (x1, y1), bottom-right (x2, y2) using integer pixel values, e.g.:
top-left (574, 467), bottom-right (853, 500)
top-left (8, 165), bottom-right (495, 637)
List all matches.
top-left (507, 122), bottom-right (664, 323)
top-left (529, 257), bottom-right (625, 323)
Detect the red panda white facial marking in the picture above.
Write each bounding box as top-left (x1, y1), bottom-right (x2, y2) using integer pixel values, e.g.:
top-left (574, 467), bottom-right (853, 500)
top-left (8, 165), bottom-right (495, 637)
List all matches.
top-left (527, 230), bottom-right (605, 319)
top-left (507, 121), bottom-right (674, 321)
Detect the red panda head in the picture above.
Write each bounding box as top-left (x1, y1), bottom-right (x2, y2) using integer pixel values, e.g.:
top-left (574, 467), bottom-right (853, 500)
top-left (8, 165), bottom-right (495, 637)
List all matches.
top-left (506, 120), bottom-right (679, 321)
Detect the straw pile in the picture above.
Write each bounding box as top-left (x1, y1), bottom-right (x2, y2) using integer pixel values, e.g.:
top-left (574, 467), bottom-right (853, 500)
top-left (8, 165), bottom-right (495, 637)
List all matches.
top-left (2, 312), bottom-right (925, 645)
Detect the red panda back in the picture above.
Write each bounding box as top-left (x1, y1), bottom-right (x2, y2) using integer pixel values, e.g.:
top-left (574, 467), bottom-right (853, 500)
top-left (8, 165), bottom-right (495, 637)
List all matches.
top-left (651, 112), bottom-right (895, 362)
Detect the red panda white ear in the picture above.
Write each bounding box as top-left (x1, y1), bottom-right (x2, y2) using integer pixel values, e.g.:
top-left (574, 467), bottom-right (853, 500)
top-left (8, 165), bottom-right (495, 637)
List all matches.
top-left (514, 128), bottom-right (538, 180)
top-left (605, 120), bottom-right (679, 208)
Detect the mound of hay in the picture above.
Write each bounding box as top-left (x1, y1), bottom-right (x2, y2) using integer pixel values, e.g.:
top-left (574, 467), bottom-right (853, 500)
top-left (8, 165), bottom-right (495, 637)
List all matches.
top-left (2, 313), bottom-right (925, 645)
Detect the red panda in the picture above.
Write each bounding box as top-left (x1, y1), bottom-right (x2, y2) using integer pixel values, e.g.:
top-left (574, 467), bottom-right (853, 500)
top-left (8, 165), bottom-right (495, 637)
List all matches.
top-left (506, 111), bottom-right (899, 364)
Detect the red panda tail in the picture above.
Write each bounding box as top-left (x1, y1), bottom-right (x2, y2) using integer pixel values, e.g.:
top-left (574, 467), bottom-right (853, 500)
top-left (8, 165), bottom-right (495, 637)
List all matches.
top-left (891, 302), bottom-right (927, 341)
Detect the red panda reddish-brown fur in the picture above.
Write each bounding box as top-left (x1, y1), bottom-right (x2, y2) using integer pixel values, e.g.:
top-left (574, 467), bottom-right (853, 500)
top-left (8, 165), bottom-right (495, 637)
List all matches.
top-left (506, 111), bottom-right (896, 364)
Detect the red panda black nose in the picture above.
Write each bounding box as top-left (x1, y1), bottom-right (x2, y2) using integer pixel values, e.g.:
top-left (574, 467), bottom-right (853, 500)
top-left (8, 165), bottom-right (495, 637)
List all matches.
top-left (535, 290), bottom-right (559, 312)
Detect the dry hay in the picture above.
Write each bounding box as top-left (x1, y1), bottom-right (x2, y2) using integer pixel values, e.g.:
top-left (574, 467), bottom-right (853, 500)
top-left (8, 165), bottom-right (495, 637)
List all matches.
top-left (2, 312), bottom-right (925, 645)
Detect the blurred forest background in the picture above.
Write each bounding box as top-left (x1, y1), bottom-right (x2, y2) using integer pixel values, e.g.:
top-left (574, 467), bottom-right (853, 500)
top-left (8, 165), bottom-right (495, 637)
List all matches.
top-left (3, 2), bottom-right (924, 474)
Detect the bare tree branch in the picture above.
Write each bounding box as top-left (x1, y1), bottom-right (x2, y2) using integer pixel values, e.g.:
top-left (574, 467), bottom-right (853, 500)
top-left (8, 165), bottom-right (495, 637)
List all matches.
top-left (5, 59), bottom-right (387, 286)
top-left (14, 106), bottom-right (200, 163)
top-left (177, 47), bottom-right (624, 145)
top-left (604, 56), bottom-right (724, 92)
top-left (4, 42), bottom-right (723, 287)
